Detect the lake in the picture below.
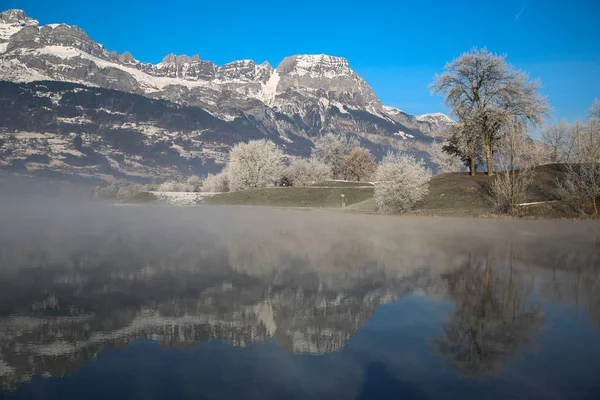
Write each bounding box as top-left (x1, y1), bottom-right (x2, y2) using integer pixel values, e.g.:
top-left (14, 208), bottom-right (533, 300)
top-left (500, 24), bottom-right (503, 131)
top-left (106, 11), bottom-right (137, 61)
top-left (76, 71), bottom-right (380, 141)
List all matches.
top-left (0, 201), bottom-right (599, 399)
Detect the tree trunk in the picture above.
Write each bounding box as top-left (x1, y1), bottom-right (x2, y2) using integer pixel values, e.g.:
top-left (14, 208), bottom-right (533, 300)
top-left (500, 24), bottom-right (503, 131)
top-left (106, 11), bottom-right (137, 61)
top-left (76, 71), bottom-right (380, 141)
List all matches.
top-left (469, 137), bottom-right (476, 176)
top-left (485, 135), bottom-right (494, 176)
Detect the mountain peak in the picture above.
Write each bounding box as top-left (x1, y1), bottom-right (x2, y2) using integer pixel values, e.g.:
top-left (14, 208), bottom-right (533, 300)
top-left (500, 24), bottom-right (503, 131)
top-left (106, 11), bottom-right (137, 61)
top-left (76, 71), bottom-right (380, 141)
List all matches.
top-left (160, 53), bottom-right (201, 64)
top-left (416, 113), bottom-right (454, 123)
top-left (118, 51), bottom-right (138, 64)
top-left (0, 9), bottom-right (39, 26)
top-left (276, 54), bottom-right (350, 76)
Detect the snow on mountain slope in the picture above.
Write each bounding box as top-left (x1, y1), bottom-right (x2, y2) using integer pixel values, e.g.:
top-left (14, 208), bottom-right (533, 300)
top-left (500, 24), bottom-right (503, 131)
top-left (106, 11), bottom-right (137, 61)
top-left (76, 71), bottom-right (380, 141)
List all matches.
top-left (0, 9), bottom-right (38, 53)
top-left (0, 10), bottom-right (384, 117)
top-left (416, 113), bottom-right (454, 123)
top-left (14, 45), bottom-right (213, 92)
top-left (0, 9), bottom-right (455, 181)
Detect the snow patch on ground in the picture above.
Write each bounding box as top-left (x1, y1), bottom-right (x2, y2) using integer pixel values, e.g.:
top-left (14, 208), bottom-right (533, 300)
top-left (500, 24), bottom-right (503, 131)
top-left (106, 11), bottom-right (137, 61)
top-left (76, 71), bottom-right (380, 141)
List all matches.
top-left (149, 191), bottom-right (219, 205)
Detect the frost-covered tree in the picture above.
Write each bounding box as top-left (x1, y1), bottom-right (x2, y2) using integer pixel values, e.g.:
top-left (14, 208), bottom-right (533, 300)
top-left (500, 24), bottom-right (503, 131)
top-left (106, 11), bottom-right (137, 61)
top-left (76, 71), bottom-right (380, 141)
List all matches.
top-left (155, 180), bottom-right (195, 192)
top-left (313, 133), bottom-right (359, 178)
top-left (186, 175), bottom-right (202, 190)
top-left (491, 117), bottom-right (538, 215)
top-left (541, 120), bottom-right (572, 163)
top-left (441, 110), bottom-right (484, 175)
top-left (341, 147), bottom-right (376, 182)
top-left (374, 152), bottom-right (432, 214)
top-left (227, 140), bottom-right (284, 191)
top-left (430, 139), bottom-right (465, 174)
top-left (287, 158), bottom-right (332, 186)
top-left (559, 102), bottom-right (600, 217)
top-left (202, 169), bottom-right (230, 192)
top-left (431, 47), bottom-right (549, 176)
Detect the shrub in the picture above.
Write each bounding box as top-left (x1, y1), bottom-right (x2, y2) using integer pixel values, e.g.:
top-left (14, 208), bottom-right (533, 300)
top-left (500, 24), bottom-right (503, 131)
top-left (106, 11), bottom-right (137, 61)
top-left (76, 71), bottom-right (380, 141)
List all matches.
top-left (288, 158), bottom-right (332, 186)
top-left (374, 152), bottom-right (432, 214)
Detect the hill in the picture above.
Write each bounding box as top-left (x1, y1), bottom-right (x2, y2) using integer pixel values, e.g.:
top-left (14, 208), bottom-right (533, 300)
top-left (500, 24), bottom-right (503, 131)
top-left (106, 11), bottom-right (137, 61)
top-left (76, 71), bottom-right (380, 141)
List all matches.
top-left (413, 164), bottom-right (568, 217)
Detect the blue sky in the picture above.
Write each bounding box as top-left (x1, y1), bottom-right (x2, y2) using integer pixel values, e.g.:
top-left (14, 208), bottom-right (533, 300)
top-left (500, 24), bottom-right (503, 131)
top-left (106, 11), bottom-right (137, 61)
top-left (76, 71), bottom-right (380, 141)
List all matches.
top-left (4, 0), bottom-right (600, 121)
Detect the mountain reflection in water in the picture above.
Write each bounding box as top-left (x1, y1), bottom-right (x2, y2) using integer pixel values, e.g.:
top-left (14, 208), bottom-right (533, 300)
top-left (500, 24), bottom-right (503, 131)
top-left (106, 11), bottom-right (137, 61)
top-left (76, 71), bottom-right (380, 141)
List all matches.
top-left (0, 202), bottom-right (599, 399)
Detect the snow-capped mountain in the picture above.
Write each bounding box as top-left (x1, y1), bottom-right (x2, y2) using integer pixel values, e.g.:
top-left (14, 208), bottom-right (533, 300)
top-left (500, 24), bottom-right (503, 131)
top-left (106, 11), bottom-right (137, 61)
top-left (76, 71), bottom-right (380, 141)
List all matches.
top-left (0, 9), bottom-right (453, 181)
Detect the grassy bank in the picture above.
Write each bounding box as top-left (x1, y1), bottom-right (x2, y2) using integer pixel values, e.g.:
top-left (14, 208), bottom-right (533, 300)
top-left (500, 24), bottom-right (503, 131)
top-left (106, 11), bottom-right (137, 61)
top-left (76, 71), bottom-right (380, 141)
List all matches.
top-left (204, 184), bottom-right (374, 208)
top-left (415, 164), bottom-right (570, 217)
top-left (123, 165), bottom-right (589, 218)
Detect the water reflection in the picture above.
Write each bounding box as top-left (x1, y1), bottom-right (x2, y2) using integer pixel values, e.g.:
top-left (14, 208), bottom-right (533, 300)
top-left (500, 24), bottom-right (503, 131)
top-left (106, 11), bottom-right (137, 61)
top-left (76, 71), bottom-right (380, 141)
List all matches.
top-left (0, 205), bottom-right (598, 396)
top-left (432, 254), bottom-right (544, 377)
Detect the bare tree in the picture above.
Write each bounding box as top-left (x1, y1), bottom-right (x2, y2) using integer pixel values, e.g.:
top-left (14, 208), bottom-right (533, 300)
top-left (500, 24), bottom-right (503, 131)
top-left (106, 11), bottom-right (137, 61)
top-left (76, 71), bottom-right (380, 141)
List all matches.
top-left (374, 152), bottom-right (432, 214)
top-left (341, 147), bottom-right (376, 182)
top-left (430, 139), bottom-right (466, 175)
top-left (287, 158), bottom-right (332, 186)
top-left (313, 133), bottom-right (359, 179)
top-left (558, 105), bottom-right (600, 217)
top-left (590, 98), bottom-right (600, 120)
top-left (431, 47), bottom-right (549, 176)
top-left (490, 117), bottom-right (538, 215)
top-left (227, 140), bottom-right (284, 191)
top-left (541, 120), bottom-right (571, 163)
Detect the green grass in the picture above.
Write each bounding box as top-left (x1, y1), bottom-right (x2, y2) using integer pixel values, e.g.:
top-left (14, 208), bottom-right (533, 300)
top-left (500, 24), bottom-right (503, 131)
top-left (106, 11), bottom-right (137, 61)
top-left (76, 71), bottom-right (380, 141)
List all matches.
top-left (417, 164), bottom-right (570, 217)
top-left (309, 181), bottom-right (374, 187)
top-left (205, 186), bottom-right (374, 208)
top-left (123, 165), bottom-right (580, 218)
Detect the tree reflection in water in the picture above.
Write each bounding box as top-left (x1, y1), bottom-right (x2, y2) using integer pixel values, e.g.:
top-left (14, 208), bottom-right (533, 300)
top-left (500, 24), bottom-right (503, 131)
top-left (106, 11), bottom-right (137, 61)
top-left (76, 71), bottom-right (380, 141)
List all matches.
top-left (433, 251), bottom-right (545, 378)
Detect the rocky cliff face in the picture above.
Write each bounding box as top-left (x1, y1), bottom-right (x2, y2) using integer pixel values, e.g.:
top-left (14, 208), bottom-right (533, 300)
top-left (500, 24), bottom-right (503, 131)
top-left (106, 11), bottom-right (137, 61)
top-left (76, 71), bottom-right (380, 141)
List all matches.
top-left (0, 9), bottom-right (453, 181)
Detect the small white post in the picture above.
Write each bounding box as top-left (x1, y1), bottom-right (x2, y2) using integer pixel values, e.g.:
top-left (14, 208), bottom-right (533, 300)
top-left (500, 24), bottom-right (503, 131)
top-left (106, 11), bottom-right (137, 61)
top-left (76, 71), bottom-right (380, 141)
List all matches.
top-left (341, 193), bottom-right (345, 208)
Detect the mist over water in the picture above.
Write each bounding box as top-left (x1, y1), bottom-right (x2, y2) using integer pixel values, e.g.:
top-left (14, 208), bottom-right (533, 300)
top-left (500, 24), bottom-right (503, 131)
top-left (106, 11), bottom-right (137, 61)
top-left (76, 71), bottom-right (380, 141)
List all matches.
top-left (0, 195), bottom-right (599, 399)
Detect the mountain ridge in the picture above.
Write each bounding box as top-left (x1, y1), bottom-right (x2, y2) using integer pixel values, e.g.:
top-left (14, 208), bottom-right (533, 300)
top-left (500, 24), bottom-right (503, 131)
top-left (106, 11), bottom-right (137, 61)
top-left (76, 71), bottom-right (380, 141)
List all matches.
top-left (0, 9), bottom-right (453, 181)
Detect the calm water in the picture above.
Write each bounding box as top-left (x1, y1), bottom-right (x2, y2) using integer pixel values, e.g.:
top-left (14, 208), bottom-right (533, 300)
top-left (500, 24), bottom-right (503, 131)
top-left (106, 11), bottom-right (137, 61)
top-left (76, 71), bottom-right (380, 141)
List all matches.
top-left (0, 202), bottom-right (599, 400)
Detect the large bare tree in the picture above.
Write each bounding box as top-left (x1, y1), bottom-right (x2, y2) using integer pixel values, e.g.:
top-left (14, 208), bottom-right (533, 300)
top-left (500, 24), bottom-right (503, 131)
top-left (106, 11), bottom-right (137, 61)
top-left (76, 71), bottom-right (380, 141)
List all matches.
top-left (431, 48), bottom-right (549, 176)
